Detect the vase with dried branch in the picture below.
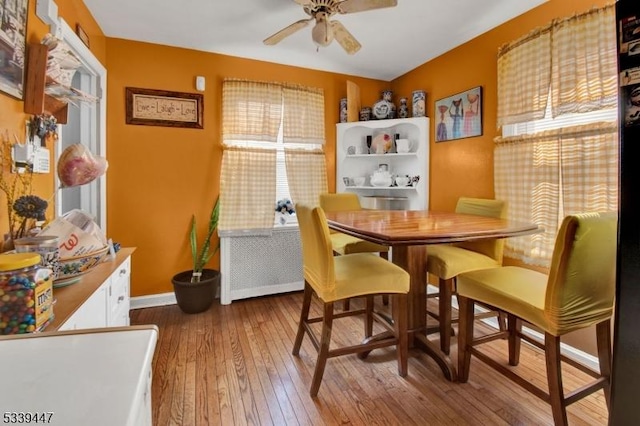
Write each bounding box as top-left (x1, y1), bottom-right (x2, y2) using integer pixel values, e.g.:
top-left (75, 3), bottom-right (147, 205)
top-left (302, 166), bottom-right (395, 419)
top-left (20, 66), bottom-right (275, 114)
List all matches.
top-left (0, 132), bottom-right (46, 251)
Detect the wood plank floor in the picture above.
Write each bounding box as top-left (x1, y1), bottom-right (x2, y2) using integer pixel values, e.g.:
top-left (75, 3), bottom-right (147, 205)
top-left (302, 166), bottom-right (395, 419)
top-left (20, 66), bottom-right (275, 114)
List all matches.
top-left (130, 292), bottom-right (609, 425)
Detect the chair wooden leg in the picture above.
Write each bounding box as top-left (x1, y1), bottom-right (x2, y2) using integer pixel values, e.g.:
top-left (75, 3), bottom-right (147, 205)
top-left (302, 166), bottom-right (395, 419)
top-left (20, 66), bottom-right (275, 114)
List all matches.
top-left (545, 333), bottom-right (568, 426)
top-left (310, 301), bottom-right (335, 397)
top-left (293, 282), bottom-right (313, 356)
top-left (507, 313), bottom-right (521, 366)
top-left (497, 311), bottom-right (507, 332)
top-left (365, 295), bottom-right (374, 338)
top-left (457, 295), bottom-right (474, 383)
top-left (342, 298), bottom-right (351, 311)
top-left (438, 277), bottom-right (454, 355)
top-left (393, 293), bottom-right (408, 377)
top-left (380, 252), bottom-right (390, 306)
top-left (596, 319), bottom-right (612, 409)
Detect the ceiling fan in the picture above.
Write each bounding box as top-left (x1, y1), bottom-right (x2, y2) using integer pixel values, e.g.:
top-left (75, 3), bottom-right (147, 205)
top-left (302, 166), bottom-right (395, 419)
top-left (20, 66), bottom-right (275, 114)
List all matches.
top-left (263, 0), bottom-right (398, 55)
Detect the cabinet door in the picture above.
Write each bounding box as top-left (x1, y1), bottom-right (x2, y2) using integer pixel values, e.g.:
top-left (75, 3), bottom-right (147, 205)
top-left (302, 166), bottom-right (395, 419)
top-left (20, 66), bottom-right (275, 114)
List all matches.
top-left (108, 257), bottom-right (131, 327)
top-left (130, 365), bottom-right (153, 426)
top-left (59, 285), bottom-right (108, 330)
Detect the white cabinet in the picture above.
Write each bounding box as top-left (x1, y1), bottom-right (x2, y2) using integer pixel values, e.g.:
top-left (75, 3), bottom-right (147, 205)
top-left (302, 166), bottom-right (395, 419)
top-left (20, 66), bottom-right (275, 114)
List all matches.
top-left (57, 251), bottom-right (132, 331)
top-left (60, 285), bottom-right (108, 330)
top-left (108, 256), bottom-right (131, 327)
top-left (336, 117), bottom-right (429, 210)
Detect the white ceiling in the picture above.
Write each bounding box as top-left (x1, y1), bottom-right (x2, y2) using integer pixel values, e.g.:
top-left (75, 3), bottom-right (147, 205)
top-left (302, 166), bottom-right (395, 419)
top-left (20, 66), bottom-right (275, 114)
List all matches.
top-left (82, 0), bottom-right (547, 81)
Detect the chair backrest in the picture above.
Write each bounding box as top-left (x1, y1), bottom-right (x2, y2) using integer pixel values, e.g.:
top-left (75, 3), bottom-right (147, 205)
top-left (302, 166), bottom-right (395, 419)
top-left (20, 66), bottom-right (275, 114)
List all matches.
top-left (454, 197), bottom-right (508, 262)
top-left (319, 192), bottom-right (362, 212)
top-left (319, 193), bottom-right (363, 235)
top-left (296, 203), bottom-right (336, 300)
top-left (544, 212), bottom-right (618, 335)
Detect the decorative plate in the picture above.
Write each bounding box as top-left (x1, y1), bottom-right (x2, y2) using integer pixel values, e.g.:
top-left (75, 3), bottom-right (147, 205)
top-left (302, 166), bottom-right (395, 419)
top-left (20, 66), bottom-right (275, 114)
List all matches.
top-left (371, 132), bottom-right (392, 154)
top-left (372, 99), bottom-right (392, 120)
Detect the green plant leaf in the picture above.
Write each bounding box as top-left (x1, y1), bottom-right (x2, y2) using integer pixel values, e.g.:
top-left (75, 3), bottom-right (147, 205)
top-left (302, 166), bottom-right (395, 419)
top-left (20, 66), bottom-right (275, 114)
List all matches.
top-left (190, 215), bottom-right (198, 271)
top-left (191, 196), bottom-right (220, 274)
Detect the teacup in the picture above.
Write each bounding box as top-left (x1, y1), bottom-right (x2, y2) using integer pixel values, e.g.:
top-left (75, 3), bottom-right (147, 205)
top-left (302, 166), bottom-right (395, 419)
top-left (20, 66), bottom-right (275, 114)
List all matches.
top-left (353, 176), bottom-right (366, 186)
top-left (395, 176), bottom-right (410, 187)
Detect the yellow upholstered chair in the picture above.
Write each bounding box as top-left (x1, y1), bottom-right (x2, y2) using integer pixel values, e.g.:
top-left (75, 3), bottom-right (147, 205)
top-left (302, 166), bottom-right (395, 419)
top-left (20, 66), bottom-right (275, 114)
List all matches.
top-left (457, 212), bottom-right (617, 426)
top-left (426, 197), bottom-right (507, 353)
top-left (293, 204), bottom-right (409, 397)
top-left (320, 192), bottom-right (390, 309)
top-left (319, 193), bottom-right (390, 256)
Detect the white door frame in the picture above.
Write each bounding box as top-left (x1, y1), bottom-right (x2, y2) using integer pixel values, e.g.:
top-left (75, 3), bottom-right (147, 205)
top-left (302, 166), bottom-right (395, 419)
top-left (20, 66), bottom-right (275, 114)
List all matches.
top-left (54, 18), bottom-right (107, 232)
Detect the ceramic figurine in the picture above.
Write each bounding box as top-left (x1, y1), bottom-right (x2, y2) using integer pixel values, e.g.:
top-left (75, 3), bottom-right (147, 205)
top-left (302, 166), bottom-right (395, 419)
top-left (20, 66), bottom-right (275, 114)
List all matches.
top-left (398, 97), bottom-right (409, 118)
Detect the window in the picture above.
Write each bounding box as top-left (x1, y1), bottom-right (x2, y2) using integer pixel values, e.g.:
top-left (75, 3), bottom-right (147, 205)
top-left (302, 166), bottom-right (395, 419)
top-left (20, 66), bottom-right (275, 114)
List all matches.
top-left (495, 5), bottom-right (618, 267)
top-left (218, 80), bottom-right (327, 235)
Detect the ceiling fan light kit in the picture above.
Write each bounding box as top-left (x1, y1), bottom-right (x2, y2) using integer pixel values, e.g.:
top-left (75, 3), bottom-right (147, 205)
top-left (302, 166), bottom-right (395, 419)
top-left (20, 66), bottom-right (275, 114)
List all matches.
top-left (312, 12), bottom-right (333, 46)
top-left (264, 0), bottom-right (398, 54)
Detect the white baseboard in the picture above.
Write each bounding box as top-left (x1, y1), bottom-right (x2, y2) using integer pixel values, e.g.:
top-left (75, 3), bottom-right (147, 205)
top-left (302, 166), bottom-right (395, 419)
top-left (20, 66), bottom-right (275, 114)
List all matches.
top-left (224, 281), bottom-right (303, 305)
top-left (130, 292), bottom-right (177, 310)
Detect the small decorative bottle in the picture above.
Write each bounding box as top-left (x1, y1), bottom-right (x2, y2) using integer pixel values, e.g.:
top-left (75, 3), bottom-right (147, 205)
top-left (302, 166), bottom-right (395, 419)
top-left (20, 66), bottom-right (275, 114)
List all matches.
top-left (412, 90), bottom-right (426, 117)
top-left (398, 97), bottom-right (409, 118)
top-left (339, 98), bottom-right (348, 123)
top-left (366, 135), bottom-right (373, 154)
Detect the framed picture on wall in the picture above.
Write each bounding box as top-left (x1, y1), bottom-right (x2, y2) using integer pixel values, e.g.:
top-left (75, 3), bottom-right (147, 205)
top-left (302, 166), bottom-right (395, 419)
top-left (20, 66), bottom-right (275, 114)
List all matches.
top-left (125, 87), bottom-right (204, 129)
top-left (0, 0), bottom-right (29, 100)
top-left (434, 86), bottom-right (483, 142)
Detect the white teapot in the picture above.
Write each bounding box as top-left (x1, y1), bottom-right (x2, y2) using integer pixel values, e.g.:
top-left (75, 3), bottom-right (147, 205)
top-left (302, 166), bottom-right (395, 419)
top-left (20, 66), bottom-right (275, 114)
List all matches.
top-left (370, 167), bottom-right (393, 187)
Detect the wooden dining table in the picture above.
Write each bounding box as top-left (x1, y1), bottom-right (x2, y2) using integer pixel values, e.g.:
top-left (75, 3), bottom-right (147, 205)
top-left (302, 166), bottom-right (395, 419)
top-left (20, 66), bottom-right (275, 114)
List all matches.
top-left (324, 209), bottom-right (541, 381)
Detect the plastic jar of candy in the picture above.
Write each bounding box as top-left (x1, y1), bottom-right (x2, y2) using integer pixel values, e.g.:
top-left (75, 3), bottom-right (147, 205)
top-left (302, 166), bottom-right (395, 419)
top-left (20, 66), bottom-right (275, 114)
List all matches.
top-left (14, 236), bottom-right (60, 280)
top-left (0, 253), bottom-right (53, 335)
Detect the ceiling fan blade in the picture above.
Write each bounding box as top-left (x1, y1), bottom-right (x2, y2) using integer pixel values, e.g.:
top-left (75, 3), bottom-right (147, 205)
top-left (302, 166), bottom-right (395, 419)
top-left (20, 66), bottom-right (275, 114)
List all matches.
top-left (263, 18), bottom-right (312, 45)
top-left (338, 0), bottom-right (397, 14)
top-left (293, 0), bottom-right (312, 5)
top-left (330, 20), bottom-right (361, 55)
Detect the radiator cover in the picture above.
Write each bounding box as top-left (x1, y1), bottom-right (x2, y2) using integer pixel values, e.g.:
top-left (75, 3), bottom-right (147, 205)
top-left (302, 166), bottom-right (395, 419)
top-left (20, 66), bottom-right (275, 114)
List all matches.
top-left (220, 226), bottom-right (304, 304)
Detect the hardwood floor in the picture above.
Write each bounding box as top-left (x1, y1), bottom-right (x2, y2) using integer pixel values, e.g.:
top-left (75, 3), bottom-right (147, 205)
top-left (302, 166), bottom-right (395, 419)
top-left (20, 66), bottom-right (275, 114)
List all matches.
top-left (130, 292), bottom-right (609, 425)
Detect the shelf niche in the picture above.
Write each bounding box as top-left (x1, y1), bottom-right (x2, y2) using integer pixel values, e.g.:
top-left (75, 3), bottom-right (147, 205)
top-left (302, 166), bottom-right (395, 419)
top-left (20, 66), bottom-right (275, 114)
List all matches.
top-left (23, 43), bottom-right (69, 124)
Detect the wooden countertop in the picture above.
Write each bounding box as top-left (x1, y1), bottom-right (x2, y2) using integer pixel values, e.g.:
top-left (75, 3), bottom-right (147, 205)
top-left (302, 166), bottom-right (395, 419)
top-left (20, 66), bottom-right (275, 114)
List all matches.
top-left (49, 247), bottom-right (136, 330)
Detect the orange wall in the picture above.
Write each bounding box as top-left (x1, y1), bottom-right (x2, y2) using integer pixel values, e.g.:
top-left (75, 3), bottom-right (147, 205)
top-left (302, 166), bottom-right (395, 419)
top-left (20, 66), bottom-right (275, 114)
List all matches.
top-left (391, 0), bottom-right (612, 213)
top-left (391, 0), bottom-right (612, 355)
top-left (0, 0), bottom-right (613, 302)
top-left (0, 0), bottom-right (105, 242)
top-left (104, 38), bottom-right (389, 296)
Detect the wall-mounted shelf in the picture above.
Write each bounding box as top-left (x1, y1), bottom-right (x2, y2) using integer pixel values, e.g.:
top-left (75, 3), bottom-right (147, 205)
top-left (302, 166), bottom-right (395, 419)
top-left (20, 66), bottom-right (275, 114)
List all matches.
top-left (346, 153), bottom-right (418, 159)
top-left (24, 43), bottom-right (68, 124)
top-left (345, 185), bottom-right (418, 190)
top-left (337, 117), bottom-right (429, 210)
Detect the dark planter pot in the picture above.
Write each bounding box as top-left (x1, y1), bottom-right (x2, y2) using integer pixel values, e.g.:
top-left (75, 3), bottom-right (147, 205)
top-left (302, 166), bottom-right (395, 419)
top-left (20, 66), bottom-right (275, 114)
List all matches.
top-left (171, 269), bottom-right (220, 314)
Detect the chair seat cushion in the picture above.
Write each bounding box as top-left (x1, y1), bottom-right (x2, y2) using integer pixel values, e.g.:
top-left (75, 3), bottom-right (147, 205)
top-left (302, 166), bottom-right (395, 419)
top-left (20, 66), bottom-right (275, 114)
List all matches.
top-left (427, 245), bottom-right (500, 280)
top-left (330, 233), bottom-right (389, 255)
top-left (319, 253), bottom-right (409, 302)
top-left (457, 266), bottom-right (550, 333)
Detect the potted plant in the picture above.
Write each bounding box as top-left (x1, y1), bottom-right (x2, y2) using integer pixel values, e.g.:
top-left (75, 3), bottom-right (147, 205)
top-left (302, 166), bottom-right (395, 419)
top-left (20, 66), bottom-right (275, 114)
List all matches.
top-left (171, 197), bottom-right (221, 314)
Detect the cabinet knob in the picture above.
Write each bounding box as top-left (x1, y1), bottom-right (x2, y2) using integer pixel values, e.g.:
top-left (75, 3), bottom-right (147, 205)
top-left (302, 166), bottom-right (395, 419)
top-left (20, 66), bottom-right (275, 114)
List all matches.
top-left (119, 268), bottom-right (127, 276)
top-left (117, 295), bottom-right (125, 303)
